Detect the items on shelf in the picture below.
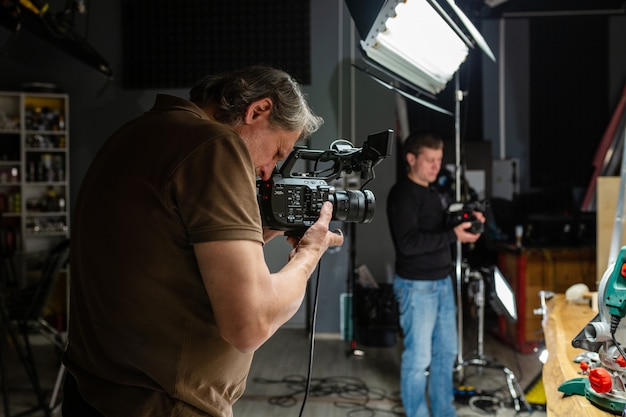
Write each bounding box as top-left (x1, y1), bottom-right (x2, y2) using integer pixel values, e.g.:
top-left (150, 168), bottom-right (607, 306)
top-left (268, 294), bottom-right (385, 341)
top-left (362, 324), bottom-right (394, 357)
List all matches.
top-left (27, 153), bottom-right (65, 182)
top-left (0, 91), bottom-right (70, 252)
top-left (0, 110), bottom-right (20, 130)
top-left (26, 134), bottom-right (67, 149)
top-left (25, 186), bottom-right (66, 213)
top-left (24, 105), bottom-right (65, 131)
top-left (0, 189), bottom-right (21, 213)
top-left (0, 166), bottom-right (20, 183)
top-left (25, 216), bottom-right (67, 234)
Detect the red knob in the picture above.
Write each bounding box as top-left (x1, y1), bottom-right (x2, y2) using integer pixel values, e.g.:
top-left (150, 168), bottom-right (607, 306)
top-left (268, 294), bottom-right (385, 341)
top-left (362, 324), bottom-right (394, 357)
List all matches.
top-left (589, 368), bottom-right (612, 393)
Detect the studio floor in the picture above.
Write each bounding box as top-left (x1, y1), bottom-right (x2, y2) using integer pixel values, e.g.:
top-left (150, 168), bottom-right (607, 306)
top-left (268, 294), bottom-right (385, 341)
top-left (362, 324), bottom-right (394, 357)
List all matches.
top-left (0, 316), bottom-right (552, 417)
top-left (232, 326), bottom-right (548, 417)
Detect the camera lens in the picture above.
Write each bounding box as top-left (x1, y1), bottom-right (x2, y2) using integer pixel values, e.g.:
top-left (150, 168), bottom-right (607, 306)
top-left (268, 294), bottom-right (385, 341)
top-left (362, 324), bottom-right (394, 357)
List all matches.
top-left (330, 190), bottom-right (375, 223)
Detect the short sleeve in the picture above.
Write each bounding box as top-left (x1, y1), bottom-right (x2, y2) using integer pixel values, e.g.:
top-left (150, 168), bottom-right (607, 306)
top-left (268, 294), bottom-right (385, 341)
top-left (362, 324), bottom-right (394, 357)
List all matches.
top-left (169, 134), bottom-right (263, 245)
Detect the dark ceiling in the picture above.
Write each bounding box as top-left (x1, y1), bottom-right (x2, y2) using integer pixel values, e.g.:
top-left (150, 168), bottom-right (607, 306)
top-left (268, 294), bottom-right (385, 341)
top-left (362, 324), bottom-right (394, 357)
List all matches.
top-left (473, 0), bottom-right (626, 18)
top-left (1, 0), bottom-right (624, 82)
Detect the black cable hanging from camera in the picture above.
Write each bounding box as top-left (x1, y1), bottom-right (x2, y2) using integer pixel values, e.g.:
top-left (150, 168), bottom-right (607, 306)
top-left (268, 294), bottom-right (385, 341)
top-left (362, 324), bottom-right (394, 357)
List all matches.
top-left (297, 262), bottom-right (322, 417)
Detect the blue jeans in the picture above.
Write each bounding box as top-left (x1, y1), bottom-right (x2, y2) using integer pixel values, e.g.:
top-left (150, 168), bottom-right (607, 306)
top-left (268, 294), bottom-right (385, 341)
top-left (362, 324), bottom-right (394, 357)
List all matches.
top-left (393, 275), bottom-right (458, 417)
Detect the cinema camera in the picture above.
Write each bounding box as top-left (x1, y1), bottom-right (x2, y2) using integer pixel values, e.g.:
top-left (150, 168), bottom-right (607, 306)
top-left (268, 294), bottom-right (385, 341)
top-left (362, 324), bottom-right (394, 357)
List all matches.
top-left (446, 199), bottom-right (488, 234)
top-left (257, 129), bottom-right (394, 235)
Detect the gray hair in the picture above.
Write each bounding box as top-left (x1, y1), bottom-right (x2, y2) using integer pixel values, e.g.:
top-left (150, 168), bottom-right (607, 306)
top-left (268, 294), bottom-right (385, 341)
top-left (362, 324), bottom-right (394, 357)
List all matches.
top-left (189, 65), bottom-right (323, 140)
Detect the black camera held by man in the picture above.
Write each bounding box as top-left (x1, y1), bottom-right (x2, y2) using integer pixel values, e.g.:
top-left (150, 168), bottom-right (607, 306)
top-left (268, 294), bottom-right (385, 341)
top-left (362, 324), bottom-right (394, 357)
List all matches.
top-left (446, 199), bottom-right (488, 234)
top-left (257, 129), bottom-right (394, 236)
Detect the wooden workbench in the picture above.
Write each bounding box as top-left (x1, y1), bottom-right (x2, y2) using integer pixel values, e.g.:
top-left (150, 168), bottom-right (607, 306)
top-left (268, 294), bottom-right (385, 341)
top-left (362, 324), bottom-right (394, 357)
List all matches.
top-left (543, 294), bottom-right (613, 416)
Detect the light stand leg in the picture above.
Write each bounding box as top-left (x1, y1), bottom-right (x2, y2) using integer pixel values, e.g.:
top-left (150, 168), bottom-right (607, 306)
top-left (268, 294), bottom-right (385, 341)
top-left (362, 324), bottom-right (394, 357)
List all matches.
top-left (50, 261), bottom-right (70, 411)
top-left (503, 366), bottom-right (530, 412)
top-left (475, 278), bottom-right (486, 368)
top-left (49, 363), bottom-right (66, 411)
top-left (0, 305), bottom-right (52, 417)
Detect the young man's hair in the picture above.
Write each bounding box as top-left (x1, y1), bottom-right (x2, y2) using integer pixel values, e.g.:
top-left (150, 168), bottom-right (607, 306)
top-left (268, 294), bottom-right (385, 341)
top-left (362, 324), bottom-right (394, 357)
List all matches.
top-left (402, 131), bottom-right (444, 157)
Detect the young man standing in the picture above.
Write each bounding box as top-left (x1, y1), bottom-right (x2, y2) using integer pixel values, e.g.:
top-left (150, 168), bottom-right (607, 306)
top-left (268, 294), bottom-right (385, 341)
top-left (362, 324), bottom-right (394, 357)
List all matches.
top-left (386, 131), bottom-right (484, 417)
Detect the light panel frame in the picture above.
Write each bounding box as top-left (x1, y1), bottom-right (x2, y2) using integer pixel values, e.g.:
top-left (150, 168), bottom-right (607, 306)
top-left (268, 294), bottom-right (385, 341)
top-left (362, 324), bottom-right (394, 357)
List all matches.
top-left (348, 0), bottom-right (495, 95)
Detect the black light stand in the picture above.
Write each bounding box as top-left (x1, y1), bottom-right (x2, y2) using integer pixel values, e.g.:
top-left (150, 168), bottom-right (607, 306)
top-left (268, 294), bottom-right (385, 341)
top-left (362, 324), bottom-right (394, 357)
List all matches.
top-left (346, 222), bottom-right (364, 357)
top-left (453, 73), bottom-right (465, 379)
top-left (459, 265), bottom-right (531, 413)
top-left (449, 71), bottom-right (530, 412)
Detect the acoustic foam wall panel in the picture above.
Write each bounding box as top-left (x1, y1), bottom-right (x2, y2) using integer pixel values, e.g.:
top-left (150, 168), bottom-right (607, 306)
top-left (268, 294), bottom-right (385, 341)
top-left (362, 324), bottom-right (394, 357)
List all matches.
top-left (121, 0), bottom-right (311, 89)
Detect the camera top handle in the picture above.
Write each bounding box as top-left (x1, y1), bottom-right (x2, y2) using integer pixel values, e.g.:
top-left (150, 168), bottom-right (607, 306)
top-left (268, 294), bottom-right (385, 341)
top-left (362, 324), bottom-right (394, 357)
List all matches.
top-left (276, 129), bottom-right (395, 187)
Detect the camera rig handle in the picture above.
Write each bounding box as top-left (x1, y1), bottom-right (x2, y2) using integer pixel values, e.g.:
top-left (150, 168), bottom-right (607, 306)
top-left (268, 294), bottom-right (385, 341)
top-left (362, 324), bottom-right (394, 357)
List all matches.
top-left (277, 129), bottom-right (394, 187)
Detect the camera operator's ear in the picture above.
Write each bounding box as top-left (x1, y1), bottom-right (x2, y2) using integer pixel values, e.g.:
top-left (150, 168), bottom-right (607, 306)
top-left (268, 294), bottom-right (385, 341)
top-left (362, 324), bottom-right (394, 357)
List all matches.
top-left (244, 98), bottom-right (273, 124)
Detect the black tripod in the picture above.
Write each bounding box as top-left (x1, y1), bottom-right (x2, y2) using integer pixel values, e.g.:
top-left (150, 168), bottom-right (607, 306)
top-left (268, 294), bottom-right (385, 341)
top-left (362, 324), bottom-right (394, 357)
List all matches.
top-left (0, 239), bottom-right (52, 417)
top-left (458, 266), bottom-right (531, 413)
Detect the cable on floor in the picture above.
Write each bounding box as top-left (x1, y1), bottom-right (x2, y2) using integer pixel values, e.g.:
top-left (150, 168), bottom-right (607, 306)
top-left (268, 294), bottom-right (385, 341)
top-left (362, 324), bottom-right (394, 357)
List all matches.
top-left (260, 258), bottom-right (449, 417)
top-left (252, 374), bottom-right (404, 416)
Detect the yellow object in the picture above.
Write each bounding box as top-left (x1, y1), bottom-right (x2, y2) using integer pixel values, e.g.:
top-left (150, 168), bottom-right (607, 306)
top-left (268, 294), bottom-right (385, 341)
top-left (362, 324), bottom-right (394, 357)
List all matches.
top-left (19, 0), bottom-right (49, 15)
top-left (525, 372), bottom-right (546, 405)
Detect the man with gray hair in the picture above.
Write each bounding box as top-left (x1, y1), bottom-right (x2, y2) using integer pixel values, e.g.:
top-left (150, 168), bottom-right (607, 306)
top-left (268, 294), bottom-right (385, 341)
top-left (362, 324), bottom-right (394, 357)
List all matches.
top-left (63, 65), bottom-right (344, 417)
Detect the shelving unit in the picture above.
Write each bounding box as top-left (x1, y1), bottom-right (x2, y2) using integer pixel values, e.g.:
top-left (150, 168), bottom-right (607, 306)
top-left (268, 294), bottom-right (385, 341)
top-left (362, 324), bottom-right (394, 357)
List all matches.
top-left (0, 92), bottom-right (70, 257)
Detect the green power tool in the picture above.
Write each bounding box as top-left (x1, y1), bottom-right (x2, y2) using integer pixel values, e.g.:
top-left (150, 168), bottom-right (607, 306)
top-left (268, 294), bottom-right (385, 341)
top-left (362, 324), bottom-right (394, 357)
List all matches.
top-left (559, 246), bottom-right (626, 415)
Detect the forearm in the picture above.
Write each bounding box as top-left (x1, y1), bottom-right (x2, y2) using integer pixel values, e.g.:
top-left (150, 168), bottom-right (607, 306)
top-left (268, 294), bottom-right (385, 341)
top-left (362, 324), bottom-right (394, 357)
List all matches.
top-left (195, 203), bottom-right (342, 353)
top-left (195, 242), bottom-right (328, 352)
top-left (256, 226), bottom-right (335, 333)
top-left (267, 243), bottom-right (325, 321)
